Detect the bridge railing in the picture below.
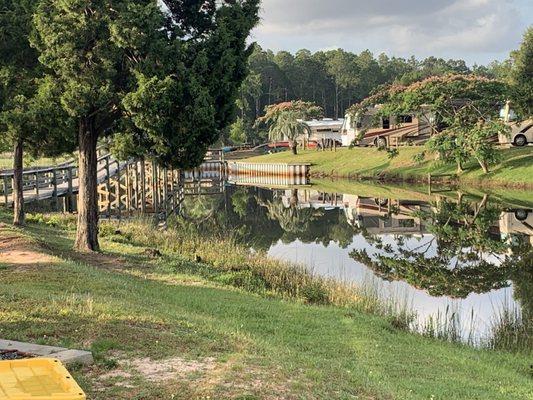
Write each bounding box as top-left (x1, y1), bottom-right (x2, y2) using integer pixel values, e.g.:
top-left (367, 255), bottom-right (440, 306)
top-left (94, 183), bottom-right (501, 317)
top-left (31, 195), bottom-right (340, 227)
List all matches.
top-left (1, 164), bottom-right (78, 205)
top-left (1, 150), bottom-right (226, 219)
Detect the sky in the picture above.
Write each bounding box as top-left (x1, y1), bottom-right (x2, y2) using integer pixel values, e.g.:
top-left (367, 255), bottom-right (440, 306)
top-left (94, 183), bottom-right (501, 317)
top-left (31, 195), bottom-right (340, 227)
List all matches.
top-left (250, 0), bottom-right (533, 65)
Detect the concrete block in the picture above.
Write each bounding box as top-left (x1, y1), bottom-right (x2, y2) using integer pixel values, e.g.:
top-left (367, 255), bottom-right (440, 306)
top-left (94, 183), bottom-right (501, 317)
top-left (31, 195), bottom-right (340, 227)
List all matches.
top-left (0, 339), bottom-right (94, 366)
top-left (0, 339), bottom-right (65, 356)
top-left (53, 349), bottom-right (94, 366)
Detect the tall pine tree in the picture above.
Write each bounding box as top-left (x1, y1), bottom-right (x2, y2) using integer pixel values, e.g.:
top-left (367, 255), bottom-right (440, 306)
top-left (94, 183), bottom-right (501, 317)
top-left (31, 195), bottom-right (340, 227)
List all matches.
top-left (0, 0), bottom-right (75, 226)
top-left (33, 0), bottom-right (259, 251)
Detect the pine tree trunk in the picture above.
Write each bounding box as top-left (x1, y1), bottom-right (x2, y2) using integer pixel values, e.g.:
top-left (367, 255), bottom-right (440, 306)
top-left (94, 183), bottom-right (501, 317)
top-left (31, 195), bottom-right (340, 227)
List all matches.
top-left (12, 138), bottom-right (25, 226)
top-left (334, 84), bottom-right (339, 119)
top-left (75, 118), bottom-right (100, 252)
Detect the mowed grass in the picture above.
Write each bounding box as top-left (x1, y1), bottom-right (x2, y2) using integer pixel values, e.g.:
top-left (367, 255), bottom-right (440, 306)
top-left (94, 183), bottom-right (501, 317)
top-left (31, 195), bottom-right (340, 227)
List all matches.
top-left (0, 214), bottom-right (532, 399)
top-left (0, 152), bottom-right (73, 171)
top-left (245, 146), bottom-right (533, 187)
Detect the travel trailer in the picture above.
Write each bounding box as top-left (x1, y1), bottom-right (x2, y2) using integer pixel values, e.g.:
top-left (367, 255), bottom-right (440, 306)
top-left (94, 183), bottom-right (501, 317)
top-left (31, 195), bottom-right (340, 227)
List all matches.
top-left (275, 118), bottom-right (344, 149)
top-left (341, 105), bottom-right (435, 147)
top-left (304, 118), bottom-right (344, 143)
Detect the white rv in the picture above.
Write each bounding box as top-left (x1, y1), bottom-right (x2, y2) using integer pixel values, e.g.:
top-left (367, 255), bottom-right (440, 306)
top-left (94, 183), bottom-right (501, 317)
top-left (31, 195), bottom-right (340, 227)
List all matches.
top-left (341, 106), bottom-right (435, 147)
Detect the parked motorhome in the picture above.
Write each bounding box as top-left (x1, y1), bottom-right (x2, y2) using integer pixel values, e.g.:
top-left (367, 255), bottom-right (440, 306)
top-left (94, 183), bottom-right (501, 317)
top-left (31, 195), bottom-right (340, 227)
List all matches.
top-left (343, 195), bottom-right (427, 235)
top-left (341, 105), bottom-right (435, 147)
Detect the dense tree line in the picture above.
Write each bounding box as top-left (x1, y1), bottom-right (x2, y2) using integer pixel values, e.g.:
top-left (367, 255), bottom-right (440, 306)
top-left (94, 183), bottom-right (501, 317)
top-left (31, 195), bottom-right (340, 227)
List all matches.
top-left (232, 46), bottom-right (512, 140)
top-left (233, 28), bottom-right (531, 144)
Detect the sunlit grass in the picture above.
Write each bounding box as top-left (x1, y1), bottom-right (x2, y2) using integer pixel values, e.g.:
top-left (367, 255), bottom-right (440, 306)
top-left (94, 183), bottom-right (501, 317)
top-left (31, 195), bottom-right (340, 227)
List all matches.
top-left (245, 147), bottom-right (533, 187)
top-left (0, 152), bottom-right (73, 171)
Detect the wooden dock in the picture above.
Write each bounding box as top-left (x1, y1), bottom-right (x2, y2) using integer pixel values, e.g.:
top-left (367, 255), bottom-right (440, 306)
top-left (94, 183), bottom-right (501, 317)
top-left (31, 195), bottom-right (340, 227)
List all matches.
top-left (227, 162), bottom-right (311, 187)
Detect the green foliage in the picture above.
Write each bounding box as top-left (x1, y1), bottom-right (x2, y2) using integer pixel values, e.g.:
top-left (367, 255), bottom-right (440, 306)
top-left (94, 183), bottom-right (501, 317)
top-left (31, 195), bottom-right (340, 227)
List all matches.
top-left (266, 110), bottom-right (310, 153)
top-left (229, 118), bottom-right (247, 144)
top-left (259, 100), bottom-right (324, 124)
top-left (350, 197), bottom-right (529, 299)
top-left (258, 100), bottom-right (322, 153)
top-left (33, 0), bottom-right (259, 170)
top-left (509, 27), bottom-right (533, 117)
top-left (239, 44), bottom-right (495, 128)
top-left (0, 0), bottom-right (74, 157)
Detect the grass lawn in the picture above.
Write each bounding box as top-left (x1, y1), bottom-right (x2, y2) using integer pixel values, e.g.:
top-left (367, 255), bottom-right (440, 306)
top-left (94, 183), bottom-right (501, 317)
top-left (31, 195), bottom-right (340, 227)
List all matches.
top-left (0, 212), bottom-right (532, 399)
top-left (0, 152), bottom-right (73, 171)
top-left (244, 147), bottom-right (533, 188)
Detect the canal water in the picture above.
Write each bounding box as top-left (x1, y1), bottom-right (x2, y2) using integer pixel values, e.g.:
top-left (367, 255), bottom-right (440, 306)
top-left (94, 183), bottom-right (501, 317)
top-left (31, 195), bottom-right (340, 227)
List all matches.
top-left (181, 180), bottom-right (532, 344)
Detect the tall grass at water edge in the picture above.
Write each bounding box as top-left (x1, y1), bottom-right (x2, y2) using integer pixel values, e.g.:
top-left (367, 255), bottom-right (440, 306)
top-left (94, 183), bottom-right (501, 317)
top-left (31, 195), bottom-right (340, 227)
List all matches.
top-left (25, 212), bottom-right (531, 354)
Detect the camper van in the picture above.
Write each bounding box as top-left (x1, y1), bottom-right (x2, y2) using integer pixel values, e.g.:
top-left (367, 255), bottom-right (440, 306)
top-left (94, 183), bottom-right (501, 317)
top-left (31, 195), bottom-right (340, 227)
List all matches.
top-left (498, 102), bottom-right (532, 146)
top-left (498, 118), bottom-right (533, 147)
top-left (341, 105), bottom-right (435, 147)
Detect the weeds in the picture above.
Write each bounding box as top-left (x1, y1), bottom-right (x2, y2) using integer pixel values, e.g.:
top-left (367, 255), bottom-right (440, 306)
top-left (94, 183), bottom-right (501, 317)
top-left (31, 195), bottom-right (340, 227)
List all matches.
top-left (488, 301), bottom-right (532, 353)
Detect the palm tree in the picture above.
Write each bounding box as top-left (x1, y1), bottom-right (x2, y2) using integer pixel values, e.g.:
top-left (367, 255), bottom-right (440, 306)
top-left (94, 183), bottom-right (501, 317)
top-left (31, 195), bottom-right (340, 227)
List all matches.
top-left (268, 110), bottom-right (309, 155)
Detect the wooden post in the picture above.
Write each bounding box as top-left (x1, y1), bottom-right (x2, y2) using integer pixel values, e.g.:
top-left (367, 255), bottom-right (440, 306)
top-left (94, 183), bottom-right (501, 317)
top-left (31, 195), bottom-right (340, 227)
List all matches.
top-left (2, 175), bottom-right (8, 206)
top-left (133, 162), bottom-right (139, 211)
top-left (115, 161), bottom-right (121, 220)
top-left (52, 169), bottom-right (58, 211)
top-left (67, 166), bottom-right (74, 213)
top-left (34, 172), bottom-right (39, 198)
top-left (152, 161), bottom-right (158, 214)
top-left (125, 163), bottom-right (131, 215)
top-left (140, 160), bottom-right (147, 214)
top-left (105, 156), bottom-right (111, 218)
top-left (170, 170), bottom-right (176, 214)
top-left (163, 168), bottom-right (168, 207)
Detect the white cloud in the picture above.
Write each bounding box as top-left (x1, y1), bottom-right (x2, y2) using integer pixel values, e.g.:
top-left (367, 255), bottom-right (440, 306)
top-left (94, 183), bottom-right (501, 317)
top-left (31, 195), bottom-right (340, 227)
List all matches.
top-left (252, 0), bottom-right (532, 63)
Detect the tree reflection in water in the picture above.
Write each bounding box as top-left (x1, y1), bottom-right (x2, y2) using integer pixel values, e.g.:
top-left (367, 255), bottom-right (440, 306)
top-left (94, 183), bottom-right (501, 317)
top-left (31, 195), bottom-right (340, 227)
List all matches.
top-left (177, 185), bottom-right (532, 339)
top-left (350, 196), bottom-right (531, 297)
top-left (258, 190), bottom-right (324, 235)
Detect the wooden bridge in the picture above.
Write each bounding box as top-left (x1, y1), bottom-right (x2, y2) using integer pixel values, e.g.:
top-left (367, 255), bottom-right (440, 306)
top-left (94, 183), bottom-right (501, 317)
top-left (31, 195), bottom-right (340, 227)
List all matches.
top-left (0, 149), bottom-right (226, 219)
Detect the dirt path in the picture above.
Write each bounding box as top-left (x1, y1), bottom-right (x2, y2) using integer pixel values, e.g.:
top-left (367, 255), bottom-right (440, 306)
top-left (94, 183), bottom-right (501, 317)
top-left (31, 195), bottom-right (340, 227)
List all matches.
top-left (0, 223), bottom-right (54, 267)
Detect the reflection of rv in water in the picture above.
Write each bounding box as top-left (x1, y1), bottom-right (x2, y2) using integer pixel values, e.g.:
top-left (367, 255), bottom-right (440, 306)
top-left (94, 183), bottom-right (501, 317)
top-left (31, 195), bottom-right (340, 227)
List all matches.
top-left (499, 209), bottom-right (533, 247)
top-left (342, 195), bottom-right (428, 235)
top-left (280, 190), bottom-right (343, 210)
top-left (341, 106), bottom-right (435, 147)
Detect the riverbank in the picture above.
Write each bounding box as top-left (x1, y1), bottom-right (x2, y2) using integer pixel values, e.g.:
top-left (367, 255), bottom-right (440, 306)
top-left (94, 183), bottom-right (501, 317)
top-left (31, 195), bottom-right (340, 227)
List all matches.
top-left (244, 147), bottom-right (533, 188)
top-left (0, 211), bottom-right (531, 399)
